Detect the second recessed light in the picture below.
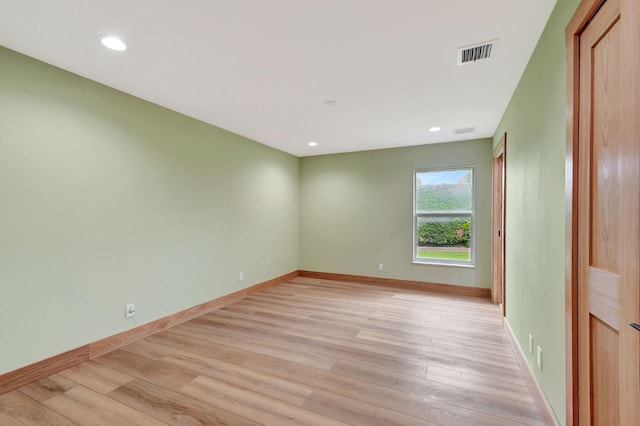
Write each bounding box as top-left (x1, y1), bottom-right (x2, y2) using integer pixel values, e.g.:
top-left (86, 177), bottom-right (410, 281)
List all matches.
top-left (100, 35), bottom-right (127, 51)
top-left (429, 127), bottom-right (442, 133)
top-left (308, 141), bottom-right (318, 147)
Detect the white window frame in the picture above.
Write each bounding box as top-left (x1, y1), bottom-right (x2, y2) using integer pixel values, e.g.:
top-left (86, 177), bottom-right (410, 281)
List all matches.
top-left (413, 166), bottom-right (475, 267)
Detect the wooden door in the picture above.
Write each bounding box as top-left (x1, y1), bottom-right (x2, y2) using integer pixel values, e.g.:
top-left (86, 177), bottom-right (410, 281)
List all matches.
top-left (492, 133), bottom-right (506, 315)
top-left (569, 0), bottom-right (640, 423)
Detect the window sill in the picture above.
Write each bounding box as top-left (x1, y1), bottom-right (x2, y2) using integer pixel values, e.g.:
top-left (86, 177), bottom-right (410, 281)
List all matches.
top-left (412, 261), bottom-right (476, 269)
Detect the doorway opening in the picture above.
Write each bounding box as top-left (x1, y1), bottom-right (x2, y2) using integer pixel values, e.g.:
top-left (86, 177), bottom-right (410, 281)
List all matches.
top-left (492, 133), bottom-right (506, 316)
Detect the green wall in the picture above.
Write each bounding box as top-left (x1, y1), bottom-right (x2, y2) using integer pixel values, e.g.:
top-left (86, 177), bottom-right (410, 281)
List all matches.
top-left (0, 46), bottom-right (299, 375)
top-left (1, 4), bottom-right (582, 421)
top-left (493, 0), bottom-right (580, 423)
top-left (299, 139), bottom-right (492, 288)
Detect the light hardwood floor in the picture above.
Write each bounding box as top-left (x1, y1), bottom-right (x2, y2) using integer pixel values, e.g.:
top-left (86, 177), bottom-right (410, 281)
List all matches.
top-left (0, 277), bottom-right (548, 425)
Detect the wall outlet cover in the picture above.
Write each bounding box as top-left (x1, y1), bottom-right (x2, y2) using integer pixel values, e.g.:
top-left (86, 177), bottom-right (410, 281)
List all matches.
top-left (536, 345), bottom-right (543, 370)
top-left (125, 303), bottom-right (136, 318)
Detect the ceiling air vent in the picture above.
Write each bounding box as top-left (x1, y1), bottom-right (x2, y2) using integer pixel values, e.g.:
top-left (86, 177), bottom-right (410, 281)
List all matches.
top-left (457, 40), bottom-right (498, 66)
top-left (453, 126), bottom-right (476, 135)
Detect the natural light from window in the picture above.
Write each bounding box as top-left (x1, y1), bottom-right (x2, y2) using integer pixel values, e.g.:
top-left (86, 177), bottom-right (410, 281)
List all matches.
top-left (414, 167), bottom-right (474, 265)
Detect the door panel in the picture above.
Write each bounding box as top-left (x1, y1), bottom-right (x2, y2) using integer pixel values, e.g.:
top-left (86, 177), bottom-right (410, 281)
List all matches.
top-left (590, 317), bottom-right (619, 426)
top-left (590, 14), bottom-right (621, 275)
top-left (575, 0), bottom-right (640, 424)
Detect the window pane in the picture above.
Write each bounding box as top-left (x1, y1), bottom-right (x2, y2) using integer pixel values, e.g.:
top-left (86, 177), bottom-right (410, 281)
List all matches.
top-left (416, 169), bottom-right (472, 212)
top-left (416, 216), bottom-right (471, 262)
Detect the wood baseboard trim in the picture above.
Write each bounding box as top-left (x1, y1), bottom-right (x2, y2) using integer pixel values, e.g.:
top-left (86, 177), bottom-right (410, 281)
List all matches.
top-left (0, 346), bottom-right (90, 396)
top-left (503, 319), bottom-right (559, 426)
top-left (0, 270), bottom-right (298, 396)
top-left (298, 270), bottom-right (491, 298)
top-left (89, 270), bottom-right (298, 358)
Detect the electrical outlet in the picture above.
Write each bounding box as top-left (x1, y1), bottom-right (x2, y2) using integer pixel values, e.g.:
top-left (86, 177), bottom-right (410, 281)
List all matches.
top-left (239, 272), bottom-right (244, 282)
top-left (529, 334), bottom-right (533, 353)
top-left (378, 263), bottom-right (384, 271)
top-left (536, 345), bottom-right (543, 370)
top-left (125, 303), bottom-right (136, 318)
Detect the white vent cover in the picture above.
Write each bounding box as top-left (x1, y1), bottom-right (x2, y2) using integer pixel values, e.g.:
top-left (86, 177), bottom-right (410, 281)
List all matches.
top-left (457, 40), bottom-right (498, 66)
top-left (453, 126), bottom-right (476, 135)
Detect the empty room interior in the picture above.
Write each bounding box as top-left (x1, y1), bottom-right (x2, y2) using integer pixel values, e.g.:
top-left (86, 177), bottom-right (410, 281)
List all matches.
top-left (2, 0), bottom-right (639, 425)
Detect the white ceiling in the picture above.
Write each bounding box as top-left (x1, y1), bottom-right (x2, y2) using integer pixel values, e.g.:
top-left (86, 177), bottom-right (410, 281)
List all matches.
top-left (0, 0), bottom-right (556, 157)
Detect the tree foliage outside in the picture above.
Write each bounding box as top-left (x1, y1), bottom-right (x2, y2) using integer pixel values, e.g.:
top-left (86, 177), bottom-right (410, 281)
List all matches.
top-left (415, 182), bottom-right (472, 212)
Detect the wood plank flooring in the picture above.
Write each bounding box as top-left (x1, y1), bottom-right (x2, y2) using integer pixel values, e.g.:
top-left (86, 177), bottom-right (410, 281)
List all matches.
top-left (0, 277), bottom-right (549, 425)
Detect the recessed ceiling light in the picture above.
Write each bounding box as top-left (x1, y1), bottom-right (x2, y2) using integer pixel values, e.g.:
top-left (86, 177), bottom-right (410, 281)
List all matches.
top-left (100, 35), bottom-right (127, 51)
top-left (323, 100), bottom-right (337, 107)
top-left (308, 141), bottom-right (318, 147)
top-left (429, 127), bottom-right (442, 132)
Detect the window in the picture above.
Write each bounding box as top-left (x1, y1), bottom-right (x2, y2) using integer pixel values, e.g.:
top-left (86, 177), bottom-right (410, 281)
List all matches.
top-left (414, 167), bottom-right (474, 265)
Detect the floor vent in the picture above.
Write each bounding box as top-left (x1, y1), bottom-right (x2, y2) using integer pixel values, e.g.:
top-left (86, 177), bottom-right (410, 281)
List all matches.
top-left (457, 40), bottom-right (498, 66)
